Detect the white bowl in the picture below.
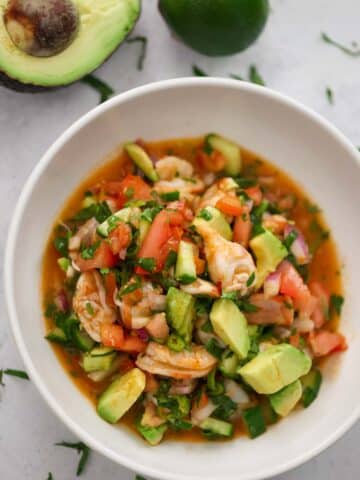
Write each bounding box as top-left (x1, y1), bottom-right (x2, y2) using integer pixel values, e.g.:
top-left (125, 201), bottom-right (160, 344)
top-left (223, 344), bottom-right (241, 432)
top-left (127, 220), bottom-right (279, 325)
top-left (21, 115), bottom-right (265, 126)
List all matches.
top-left (5, 78), bottom-right (360, 480)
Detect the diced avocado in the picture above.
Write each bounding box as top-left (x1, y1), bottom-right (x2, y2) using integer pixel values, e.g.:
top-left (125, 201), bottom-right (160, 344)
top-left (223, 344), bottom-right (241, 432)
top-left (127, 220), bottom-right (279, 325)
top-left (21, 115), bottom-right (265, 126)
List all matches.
top-left (269, 379), bottom-right (302, 417)
top-left (97, 207), bottom-right (138, 237)
top-left (238, 344), bottom-right (311, 394)
top-left (124, 143), bottom-right (159, 182)
top-left (0, 0), bottom-right (140, 91)
top-left (242, 405), bottom-right (266, 438)
top-left (200, 417), bottom-right (234, 437)
top-left (97, 368), bottom-right (146, 423)
top-left (250, 229), bottom-right (288, 289)
top-left (87, 357), bottom-right (121, 382)
top-left (81, 348), bottom-right (116, 373)
top-left (301, 369), bottom-right (322, 408)
top-left (206, 134), bottom-right (242, 176)
top-left (219, 350), bottom-right (239, 378)
top-left (72, 327), bottom-right (95, 352)
top-left (193, 206), bottom-right (232, 240)
top-left (175, 241), bottom-right (197, 284)
top-left (138, 218), bottom-right (151, 246)
top-left (210, 299), bottom-right (250, 359)
top-left (45, 327), bottom-right (67, 345)
top-left (166, 287), bottom-right (195, 345)
top-left (136, 420), bottom-right (168, 446)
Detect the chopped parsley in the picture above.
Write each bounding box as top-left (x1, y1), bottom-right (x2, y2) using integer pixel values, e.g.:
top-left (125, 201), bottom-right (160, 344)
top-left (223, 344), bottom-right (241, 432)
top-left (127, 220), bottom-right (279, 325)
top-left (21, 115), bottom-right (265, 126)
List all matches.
top-left (160, 191), bottom-right (180, 201)
top-left (81, 241), bottom-right (100, 259)
top-left (242, 406), bottom-right (266, 438)
top-left (126, 35), bottom-right (148, 70)
top-left (283, 229), bottom-right (298, 250)
top-left (72, 201), bottom-right (112, 223)
top-left (246, 272), bottom-right (256, 287)
top-left (192, 64), bottom-right (208, 76)
top-left (164, 250), bottom-right (177, 270)
top-left (141, 205), bottom-right (162, 223)
top-left (205, 338), bottom-right (224, 359)
top-left (118, 276), bottom-right (141, 297)
top-left (321, 32), bottom-right (360, 57)
top-left (330, 294), bottom-right (344, 316)
top-left (198, 209), bottom-right (213, 221)
top-left (81, 74), bottom-right (114, 104)
top-left (53, 236), bottom-right (69, 257)
top-left (85, 302), bottom-right (94, 315)
top-left (55, 441), bottom-right (90, 476)
top-left (137, 257), bottom-right (156, 272)
top-left (326, 87), bottom-right (334, 105)
top-left (249, 65), bottom-right (266, 86)
top-left (229, 73), bottom-right (244, 81)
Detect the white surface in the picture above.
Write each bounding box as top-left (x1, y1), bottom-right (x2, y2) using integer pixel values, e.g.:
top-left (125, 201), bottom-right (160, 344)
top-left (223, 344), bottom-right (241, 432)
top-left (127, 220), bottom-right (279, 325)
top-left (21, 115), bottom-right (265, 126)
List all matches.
top-left (0, 1), bottom-right (359, 479)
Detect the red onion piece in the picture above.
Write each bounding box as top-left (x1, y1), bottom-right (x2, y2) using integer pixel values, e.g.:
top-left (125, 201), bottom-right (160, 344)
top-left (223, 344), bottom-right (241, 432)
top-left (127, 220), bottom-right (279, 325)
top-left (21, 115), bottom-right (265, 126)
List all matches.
top-left (284, 225), bottom-right (310, 265)
top-left (264, 271), bottom-right (281, 298)
top-left (136, 328), bottom-right (149, 342)
top-left (54, 289), bottom-right (69, 312)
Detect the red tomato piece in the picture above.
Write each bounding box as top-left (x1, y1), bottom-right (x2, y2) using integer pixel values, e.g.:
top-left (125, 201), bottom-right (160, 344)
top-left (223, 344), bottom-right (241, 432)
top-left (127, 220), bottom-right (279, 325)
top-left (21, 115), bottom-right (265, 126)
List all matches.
top-left (100, 324), bottom-right (124, 349)
top-left (309, 281), bottom-right (330, 328)
top-left (103, 272), bottom-right (117, 308)
top-left (120, 335), bottom-right (147, 353)
top-left (76, 241), bottom-right (117, 272)
top-left (216, 195), bottom-right (243, 216)
top-left (245, 185), bottom-right (262, 206)
top-left (233, 206), bottom-right (251, 248)
top-left (108, 222), bottom-right (132, 258)
top-left (309, 330), bottom-right (347, 357)
top-left (103, 175), bottom-right (152, 208)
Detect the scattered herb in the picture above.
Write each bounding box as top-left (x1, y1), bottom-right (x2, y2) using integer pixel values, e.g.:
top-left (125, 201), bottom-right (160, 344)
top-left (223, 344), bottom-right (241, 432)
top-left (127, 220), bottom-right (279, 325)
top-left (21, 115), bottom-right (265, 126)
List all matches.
top-left (234, 177), bottom-right (257, 189)
top-left (0, 370), bottom-right (3, 386)
top-left (283, 230), bottom-right (298, 250)
top-left (85, 302), bottom-right (94, 315)
top-left (192, 64), bottom-right (208, 77)
top-left (55, 441), bottom-right (90, 476)
top-left (54, 236), bottom-right (69, 257)
top-left (141, 206), bottom-right (162, 223)
top-left (164, 250), bottom-right (177, 270)
top-left (249, 65), bottom-right (266, 86)
top-left (198, 209), bottom-right (213, 221)
top-left (118, 276), bottom-right (141, 297)
top-left (99, 267), bottom-right (110, 275)
top-left (201, 319), bottom-right (214, 333)
top-left (135, 476), bottom-right (147, 480)
top-left (304, 201), bottom-right (321, 214)
top-left (205, 338), bottom-right (224, 359)
top-left (3, 369), bottom-right (29, 380)
top-left (125, 186), bottom-right (135, 199)
top-left (126, 36), bottom-right (148, 70)
top-left (160, 191), bottom-right (180, 201)
top-left (207, 369), bottom-right (225, 396)
top-left (47, 474), bottom-right (54, 480)
top-left (330, 294), bottom-right (344, 316)
top-left (284, 300), bottom-right (293, 310)
top-left (137, 257), bottom-right (156, 272)
top-left (229, 73), bottom-right (244, 80)
top-left (82, 74), bottom-right (114, 104)
top-left (211, 394), bottom-right (237, 421)
top-left (309, 220), bottom-right (329, 253)
top-left (81, 241), bottom-right (100, 260)
top-left (72, 201), bottom-right (112, 223)
top-left (195, 297), bottom-right (213, 316)
top-left (326, 86), bottom-right (334, 104)
top-left (242, 406), bottom-right (266, 438)
top-left (321, 32), bottom-right (360, 57)
top-left (246, 272), bottom-right (256, 287)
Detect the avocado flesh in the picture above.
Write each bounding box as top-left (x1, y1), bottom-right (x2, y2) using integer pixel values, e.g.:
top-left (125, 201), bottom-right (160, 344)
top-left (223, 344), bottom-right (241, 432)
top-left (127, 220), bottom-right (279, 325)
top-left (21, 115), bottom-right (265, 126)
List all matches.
top-left (238, 344), bottom-right (311, 394)
top-left (269, 379), bottom-right (302, 417)
top-left (0, 0), bottom-right (140, 89)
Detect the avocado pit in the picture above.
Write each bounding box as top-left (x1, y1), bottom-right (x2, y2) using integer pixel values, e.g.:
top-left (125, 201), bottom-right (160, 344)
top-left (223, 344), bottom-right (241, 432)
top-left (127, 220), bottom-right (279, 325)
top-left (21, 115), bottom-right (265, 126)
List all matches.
top-left (4, 0), bottom-right (79, 57)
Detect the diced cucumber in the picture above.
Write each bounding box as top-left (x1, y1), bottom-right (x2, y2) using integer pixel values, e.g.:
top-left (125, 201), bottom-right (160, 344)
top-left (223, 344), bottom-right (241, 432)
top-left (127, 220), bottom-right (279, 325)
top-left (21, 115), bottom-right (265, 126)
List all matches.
top-left (260, 399), bottom-right (278, 425)
top-left (200, 417), bottom-right (234, 437)
top-left (175, 241), bottom-right (197, 284)
top-left (193, 206), bottom-right (232, 240)
top-left (90, 346), bottom-right (115, 357)
top-left (301, 369), bottom-right (322, 408)
top-left (206, 134), bottom-right (242, 176)
top-left (81, 350), bottom-right (116, 373)
top-left (166, 287), bottom-right (195, 345)
top-left (124, 143), bottom-right (159, 182)
top-left (219, 350), bottom-right (239, 378)
top-left (45, 327), bottom-right (67, 345)
top-left (242, 405), bottom-right (266, 439)
top-left (87, 357), bottom-right (121, 382)
top-left (81, 195), bottom-right (96, 208)
top-left (57, 257), bottom-right (71, 272)
top-left (136, 420), bottom-right (167, 446)
top-left (97, 368), bottom-right (146, 423)
top-left (138, 218), bottom-right (151, 246)
top-left (72, 327), bottom-right (95, 352)
top-left (97, 207), bottom-right (138, 237)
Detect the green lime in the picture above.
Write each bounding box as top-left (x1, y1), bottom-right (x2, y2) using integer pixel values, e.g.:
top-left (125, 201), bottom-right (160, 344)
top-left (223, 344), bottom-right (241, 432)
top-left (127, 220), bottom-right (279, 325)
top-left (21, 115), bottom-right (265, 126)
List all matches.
top-left (159, 0), bottom-right (269, 57)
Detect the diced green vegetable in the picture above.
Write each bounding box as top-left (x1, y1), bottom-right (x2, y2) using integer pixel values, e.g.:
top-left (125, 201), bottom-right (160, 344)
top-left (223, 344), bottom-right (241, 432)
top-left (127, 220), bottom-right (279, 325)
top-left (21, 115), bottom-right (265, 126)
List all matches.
top-left (81, 348), bottom-right (116, 373)
top-left (193, 206), bottom-right (232, 240)
top-left (301, 369), bottom-right (322, 408)
top-left (97, 207), bottom-right (138, 237)
top-left (138, 218), bottom-right (151, 246)
top-left (242, 406), bottom-right (266, 439)
top-left (167, 334), bottom-right (186, 352)
top-left (57, 257), bottom-right (71, 273)
top-left (72, 327), bottom-right (95, 352)
top-left (200, 417), bottom-right (233, 437)
top-left (166, 287), bottom-right (195, 345)
top-left (45, 327), bottom-right (68, 345)
top-left (124, 143), bottom-right (159, 182)
top-left (206, 134), bottom-right (242, 176)
top-left (136, 420), bottom-right (167, 446)
top-left (175, 241), bottom-right (197, 284)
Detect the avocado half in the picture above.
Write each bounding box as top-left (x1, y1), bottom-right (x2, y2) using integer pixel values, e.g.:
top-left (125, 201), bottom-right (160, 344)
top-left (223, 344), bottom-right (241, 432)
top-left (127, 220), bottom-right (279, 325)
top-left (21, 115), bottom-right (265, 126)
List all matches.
top-left (0, 0), bottom-right (141, 92)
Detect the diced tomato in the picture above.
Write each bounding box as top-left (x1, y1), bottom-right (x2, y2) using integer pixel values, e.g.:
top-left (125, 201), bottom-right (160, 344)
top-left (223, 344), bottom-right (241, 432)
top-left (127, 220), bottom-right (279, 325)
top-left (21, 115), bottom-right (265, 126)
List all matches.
top-left (233, 207), bottom-right (251, 248)
top-left (76, 241), bottom-right (117, 272)
top-left (197, 150), bottom-right (226, 172)
top-left (100, 324), bottom-right (124, 349)
top-left (289, 332), bottom-right (300, 348)
top-left (120, 335), bottom-right (147, 353)
top-left (216, 195), bottom-right (243, 216)
top-left (108, 222), bottom-right (132, 258)
top-left (197, 390), bottom-right (209, 409)
top-left (309, 281), bottom-right (330, 328)
top-left (245, 185), bottom-right (262, 206)
top-left (104, 272), bottom-right (117, 308)
top-left (194, 255), bottom-right (206, 275)
top-left (277, 261), bottom-right (317, 317)
top-left (144, 372), bottom-right (160, 394)
top-left (309, 330), bottom-right (347, 357)
top-left (136, 208), bottom-right (185, 274)
top-left (103, 175), bottom-right (152, 208)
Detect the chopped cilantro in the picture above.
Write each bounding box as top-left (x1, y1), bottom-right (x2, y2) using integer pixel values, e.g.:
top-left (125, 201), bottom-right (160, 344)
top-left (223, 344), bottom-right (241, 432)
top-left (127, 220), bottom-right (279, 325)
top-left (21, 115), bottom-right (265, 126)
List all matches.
top-left (283, 230), bottom-right (298, 250)
top-left (205, 338), bottom-right (224, 359)
top-left (249, 65), bottom-right (266, 86)
top-left (82, 74), bottom-right (114, 104)
top-left (160, 191), bottom-right (180, 201)
top-left (55, 441), bottom-right (90, 476)
top-left (326, 87), bottom-right (334, 104)
top-left (126, 35), bottom-right (148, 70)
top-left (330, 294), bottom-right (344, 316)
top-left (246, 272), bottom-right (256, 287)
top-left (198, 209), bottom-right (213, 221)
top-left (81, 241), bottom-right (100, 259)
top-left (321, 32), bottom-right (360, 57)
top-left (164, 250), bottom-right (177, 270)
top-left (137, 257), bottom-right (156, 272)
top-left (192, 64), bottom-right (208, 76)
top-left (85, 302), bottom-right (94, 315)
top-left (118, 277), bottom-right (141, 297)
top-left (53, 236), bottom-right (69, 257)
top-left (211, 394), bottom-right (237, 421)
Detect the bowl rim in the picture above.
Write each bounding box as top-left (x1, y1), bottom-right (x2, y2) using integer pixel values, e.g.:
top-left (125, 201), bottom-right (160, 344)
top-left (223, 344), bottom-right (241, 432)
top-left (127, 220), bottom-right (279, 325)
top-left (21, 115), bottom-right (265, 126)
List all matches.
top-left (4, 77), bottom-right (360, 480)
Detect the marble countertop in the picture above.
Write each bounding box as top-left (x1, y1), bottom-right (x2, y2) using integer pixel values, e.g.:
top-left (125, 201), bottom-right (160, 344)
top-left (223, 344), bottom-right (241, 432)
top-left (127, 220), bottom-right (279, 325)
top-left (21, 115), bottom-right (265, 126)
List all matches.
top-left (1, 0), bottom-right (359, 479)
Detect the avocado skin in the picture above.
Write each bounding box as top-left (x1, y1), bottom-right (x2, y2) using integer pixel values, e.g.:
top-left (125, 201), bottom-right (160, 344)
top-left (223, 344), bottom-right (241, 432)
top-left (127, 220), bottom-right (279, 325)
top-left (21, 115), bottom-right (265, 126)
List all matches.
top-left (0, 3), bottom-right (141, 93)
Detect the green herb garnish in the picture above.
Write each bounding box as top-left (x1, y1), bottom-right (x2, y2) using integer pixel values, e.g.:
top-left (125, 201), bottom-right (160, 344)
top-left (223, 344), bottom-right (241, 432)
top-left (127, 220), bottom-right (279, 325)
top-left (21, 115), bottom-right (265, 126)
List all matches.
top-left (249, 65), bottom-right (266, 86)
top-left (126, 36), bottom-right (148, 70)
top-left (198, 209), bottom-right (213, 221)
top-left (211, 394), bottom-right (237, 421)
top-left (326, 87), bottom-right (334, 104)
top-left (137, 257), bottom-right (156, 272)
top-left (160, 191), bottom-right (180, 201)
top-left (234, 177), bottom-right (257, 188)
top-left (321, 32), bottom-right (360, 57)
top-left (85, 302), bottom-right (94, 315)
top-left (207, 369), bottom-right (225, 396)
top-left (283, 229), bottom-right (298, 250)
top-left (229, 73), bottom-right (244, 81)
top-left (81, 241), bottom-right (100, 260)
top-left (72, 201), bottom-right (112, 223)
top-left (246, 272), bottom-right (256, 287)
top-left (54, 236), bottom-right (69, 257)
top-left (242, 406), bottom-right (266, 438)
top-left (164, 250), bottom-right (177, 270)
top-left (192, 64), bottom-right (208, 76)
top-left (3, 369), bottom-right (29, 380)
top-left (330, 294), bottom-right (344, 316)
top-left (205, 338), bottom-right (224, 359)
top-left (118, 276), bottom-right (141, 297)
top-left (55, 441), bottom-right (90, 476)
top-left (141, 206), bottom-right (162, 223)
top-left (82, 74), bottom-right (114, 104)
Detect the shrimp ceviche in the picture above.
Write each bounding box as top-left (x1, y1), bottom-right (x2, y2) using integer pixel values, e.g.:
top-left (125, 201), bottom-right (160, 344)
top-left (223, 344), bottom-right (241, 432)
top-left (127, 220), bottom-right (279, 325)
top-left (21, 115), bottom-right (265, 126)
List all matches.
top-left (43, 134), bottom-right (346, 444)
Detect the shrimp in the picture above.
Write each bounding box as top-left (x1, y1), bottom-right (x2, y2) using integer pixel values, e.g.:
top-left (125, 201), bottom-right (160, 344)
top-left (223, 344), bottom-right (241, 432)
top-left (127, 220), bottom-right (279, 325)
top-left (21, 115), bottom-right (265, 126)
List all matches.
top-left (246, 294), bottom-right (294, 326)
top-left (68, 218), bottom-right (98, 251)
top-left (142, 399), bottom-right (167, 427)
top-left (155, 156), bottom-right (194, 180)
top-left (136, 342), bottom-right (217, 379)
top-left (180, 278), bottom-right (220, 298)
top-left (145, 312), bottom-right (169, 340)
top-left (197, 177), bottom-right (238, 211)
top-left (262, 214), bottom-right (288, 236)
top-left (154, 177), bottom-right (205, 197)
top-left (195, 222), bottom-right (257, 295)
top-left (73, 271), bottom-right (117, 342)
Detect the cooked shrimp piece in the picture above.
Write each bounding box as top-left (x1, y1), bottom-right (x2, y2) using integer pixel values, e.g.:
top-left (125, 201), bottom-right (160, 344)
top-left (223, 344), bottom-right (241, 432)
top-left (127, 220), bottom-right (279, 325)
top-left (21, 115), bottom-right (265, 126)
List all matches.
top-left (154, 177), bottom-right (205, 197)
top-left (180, 278), bottom-right (220, 298)
top-left (142, 399), bottom-right (166, 427)
top-left (155, 156), bottom-right (194, 180)
top-left (246, 294), bottom-right (294, 326)
top-left (145, 313), bottom-right (169, 341)
top-left (263, 213), bottom-right (288, 235)
top-left (73, 271), bottom-right (117, 342)
top-left (195, 222), bottom-right (256, 295)
top-left (68, 218), bottom-right (99, 251)
top-left (197, 177), bottom-right (238, 211)
top-left (136, 342), bottom-right (217, 379)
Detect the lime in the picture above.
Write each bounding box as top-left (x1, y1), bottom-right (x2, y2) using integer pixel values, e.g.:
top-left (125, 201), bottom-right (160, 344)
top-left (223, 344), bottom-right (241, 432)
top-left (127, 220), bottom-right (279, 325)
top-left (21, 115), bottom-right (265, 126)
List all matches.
top-left (159, 0), bottom-right (269, 57)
